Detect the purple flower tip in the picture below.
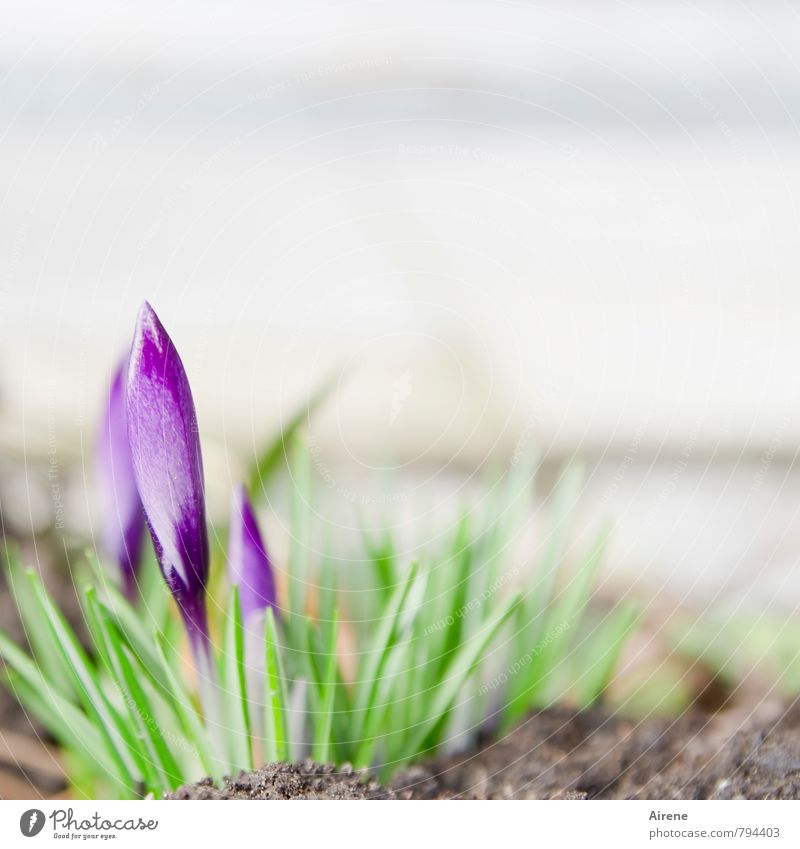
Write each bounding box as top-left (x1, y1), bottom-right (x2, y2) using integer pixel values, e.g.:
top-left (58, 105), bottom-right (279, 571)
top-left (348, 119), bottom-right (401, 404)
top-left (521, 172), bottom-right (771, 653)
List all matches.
top-left (228, 485), bottom-right (278, 623)
top-left (96, 358), bottom-right (145, 600)
top-left (126, 301), bottom-right (210, 651)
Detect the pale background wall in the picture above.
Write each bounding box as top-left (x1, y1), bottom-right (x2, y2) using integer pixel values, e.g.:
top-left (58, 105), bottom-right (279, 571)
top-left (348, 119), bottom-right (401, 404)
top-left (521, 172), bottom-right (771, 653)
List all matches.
top-left (2, 1), bottom-right (800, 611)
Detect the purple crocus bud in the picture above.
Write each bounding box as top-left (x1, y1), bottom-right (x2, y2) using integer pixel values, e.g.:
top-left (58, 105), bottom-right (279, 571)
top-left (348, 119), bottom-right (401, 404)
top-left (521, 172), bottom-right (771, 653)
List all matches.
top-left (126, 301), bottom-right (211, 657)
top-left (228, 485), bottom-right (278, 623)
top-left (95, 359), bottom-right (145, 600)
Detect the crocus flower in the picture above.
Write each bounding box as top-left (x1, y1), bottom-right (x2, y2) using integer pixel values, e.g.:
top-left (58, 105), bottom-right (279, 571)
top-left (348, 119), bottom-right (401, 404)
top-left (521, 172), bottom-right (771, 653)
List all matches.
top-left (96, 359), bottom-right (145, 600)
top-left (126, 301), bottom-right (211, 659)
top-left (228, 485), bottom-right (278, 623)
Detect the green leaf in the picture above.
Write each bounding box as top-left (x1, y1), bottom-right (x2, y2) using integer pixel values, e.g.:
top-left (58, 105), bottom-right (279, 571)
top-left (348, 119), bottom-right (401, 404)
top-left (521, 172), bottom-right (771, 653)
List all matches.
top-left (85, 546), bottom-right (171, 638)
top-left (400, 593), bottom-right (520, 765)
top-left (300, 611), bottom-right (351, 761)
top-left (26, 570), bottom-right (147, 793)
top-left (361, 526), bottom-right (396, 603)
top-left (153, 635), bottom-right (222, 783)
top-left (310, 610), bottom-right (339, 764)
top-left (82, 588), bottom-right (164, 795)
top-left (351, 561), bottom-right (421, 741)
top-left (137, 547), bottom-right (172, 626)
top-left (89, 573), bottom-right (174, 696)
top-left (0, 630), bottom-right (115, 779)
top-left (86, 589), bottom-right (184, 792)
top-left (576, 603), bottom-right (638, 707)
top-left (287, 438), bottom-right (313, 619)
top-left (504, 522), bottom-right (608, 727)
top-left (525, 463), bottom-right (584, 622)
top-left (3, 673), bottom-right (125, 798)
top-left (2, 544), bottom-right (75, 696)
top-left (247, 377), bottom-right (335, 496)
top-left (427, 514), bottom-right (473, 675)
top-left (503, 464), bottom-right (584, 714)
top-left (219, 587), bottom-right (253, 772)
top-left (478, 450), bottom-right (539, 608)
top-left (262, 608), bottom-right (289, 763)
top-left (316, 550), bottom-right (338, 631)
top-left (355, 632), bottom-right (414, 768)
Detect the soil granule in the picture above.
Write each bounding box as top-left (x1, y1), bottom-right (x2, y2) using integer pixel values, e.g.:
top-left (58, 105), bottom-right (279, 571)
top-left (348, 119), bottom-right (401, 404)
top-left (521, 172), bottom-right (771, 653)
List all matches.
top-left (170, 699), bottom-right (800, 800)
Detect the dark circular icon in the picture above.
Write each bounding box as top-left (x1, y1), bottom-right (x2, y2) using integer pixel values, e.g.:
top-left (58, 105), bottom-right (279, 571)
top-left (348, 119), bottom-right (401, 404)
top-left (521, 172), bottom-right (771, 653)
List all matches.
top-left (19, 809), bottom-right (46, 837)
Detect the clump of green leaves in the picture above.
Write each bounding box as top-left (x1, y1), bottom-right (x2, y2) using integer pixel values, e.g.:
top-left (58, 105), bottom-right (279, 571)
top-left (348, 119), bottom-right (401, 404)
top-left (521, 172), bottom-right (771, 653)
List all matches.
top-left (671, 610), bottom-right (800, 697)
top-left (0, 451), bottom-right (635, 798)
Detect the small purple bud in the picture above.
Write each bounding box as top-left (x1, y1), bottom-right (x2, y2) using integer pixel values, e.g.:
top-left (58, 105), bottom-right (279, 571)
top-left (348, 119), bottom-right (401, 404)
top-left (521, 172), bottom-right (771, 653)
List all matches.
top-left (126, 302), bottom-right (210, 656)
top-left (95, 359), bottom-right (145, 600)
top-left (228, 485), bottom-right (278, 623)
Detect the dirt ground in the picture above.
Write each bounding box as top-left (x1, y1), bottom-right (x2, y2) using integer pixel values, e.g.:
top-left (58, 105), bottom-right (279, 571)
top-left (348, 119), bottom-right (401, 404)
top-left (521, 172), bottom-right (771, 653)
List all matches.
top-left (169, 699), bottom-right (800, 800)
top-left (169, 761), bottom-right (396, 800)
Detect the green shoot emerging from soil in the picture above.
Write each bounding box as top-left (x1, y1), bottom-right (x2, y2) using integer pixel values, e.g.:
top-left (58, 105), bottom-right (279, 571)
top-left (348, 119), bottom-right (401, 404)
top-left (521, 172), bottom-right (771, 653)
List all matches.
top-left (0, 305), bottom-right (637, 799)
top-left (0, 457), bottom-right (634, 798)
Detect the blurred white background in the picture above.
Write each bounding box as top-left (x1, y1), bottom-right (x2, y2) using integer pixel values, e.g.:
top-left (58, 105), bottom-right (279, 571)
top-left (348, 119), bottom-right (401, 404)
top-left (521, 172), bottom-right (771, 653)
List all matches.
top-left (2, 1), bottom-right (800, 611)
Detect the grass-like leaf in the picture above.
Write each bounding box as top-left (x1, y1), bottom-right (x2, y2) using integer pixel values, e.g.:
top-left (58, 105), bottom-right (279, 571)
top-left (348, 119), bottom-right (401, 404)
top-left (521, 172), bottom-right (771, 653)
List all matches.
top-left (504, 523), bottom-right (608, 727)
top-left (351, 561), bottom-right (421, 744)
top-left (2, 544), bottom-right (75, 697)
top-left (152, 634), bottom-right (221, 782)
top-left (83, 587), bottom-right (166, 794)
top-left (247, 377), bottom-right (335, 497)
top-left (219, 587), bottom-right (253, 772)
top-left (399, 592), bottom-right (520, 767)
top-left (310, 610), bottom-right (340, 763)
top-left (0, 445), bottom-right (637, 797)
top-left (25, 570), bottom-right (143, 795)
top-left (287, 438), bottom-right (313, 619)
top-left (262, 608), bottom-right (289, 763)
top-left (577, 603), bottom-right (638, 706)
top-left (0, 631), bottom-right (114, 781)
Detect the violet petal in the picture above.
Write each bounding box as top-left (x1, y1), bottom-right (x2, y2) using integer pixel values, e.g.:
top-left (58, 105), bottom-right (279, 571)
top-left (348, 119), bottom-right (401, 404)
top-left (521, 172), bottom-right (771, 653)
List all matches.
top-left (126, 301), bottom-right (210, 650)
top-left (95, 359), bottom-right (145, 599)
top-left (228, 485), bottom-right (278, 622)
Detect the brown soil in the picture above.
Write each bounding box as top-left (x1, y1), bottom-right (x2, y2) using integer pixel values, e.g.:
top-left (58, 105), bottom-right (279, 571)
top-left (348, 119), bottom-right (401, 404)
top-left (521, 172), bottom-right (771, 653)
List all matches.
top-left (391, 700), bottom-right (800, 799)
top-left (169, 760), bottom-right (395, 800)
top-left (170, 699), bottom-right (800, 800)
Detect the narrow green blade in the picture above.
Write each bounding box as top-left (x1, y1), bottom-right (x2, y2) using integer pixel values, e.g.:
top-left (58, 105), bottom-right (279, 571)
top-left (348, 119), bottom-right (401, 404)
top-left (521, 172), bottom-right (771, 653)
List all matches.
top-left (25, 570), bottom-right (142, 794)
top-left (2, 544), bottom-right (75, 696)
top-left (219, 587), bottom-right (253, 772)
top-left (153, 635), bottom-right (222, 782)
top-left (263, 608), bottom-right (289, 762)
top-left (361, 526), bottom-right (397, 603)
top-left (311, 610), bottom-right (339, 764)
top-left (316, 542), bottom-right (338, 630)
top-left (355, 632), bottom-right (414, 768)
top-left (0, 631), bottom-right (114, 780)
top-left (351, 561), bottom-right (420, 741)
top-left (83, 587), bottom-right (164, 795)
top-left (401, 593), bottom-right (520, 764)
top-left (504, 523), bottom-right (608, 727)
top-left (247, 377), bottom-right (335, 496)
top-left (576, 603), bottom-right (638, 707)
top-left (87, 589), bottom-right (184, 792)
top-left (287, 438), bottom-right (313, 619)
top-left (92, 580), bottom-right (173, 696)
